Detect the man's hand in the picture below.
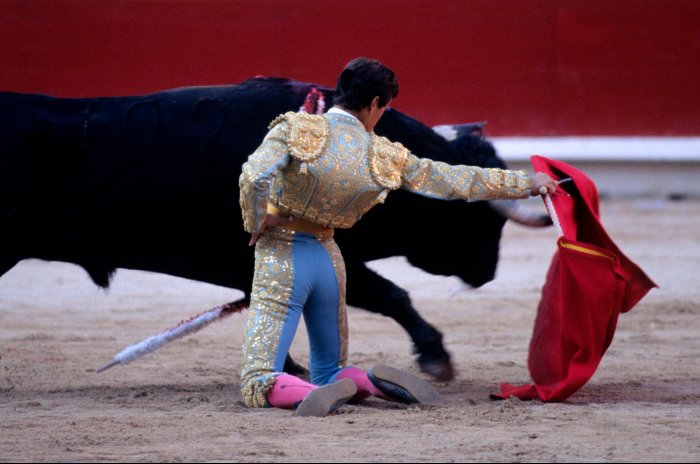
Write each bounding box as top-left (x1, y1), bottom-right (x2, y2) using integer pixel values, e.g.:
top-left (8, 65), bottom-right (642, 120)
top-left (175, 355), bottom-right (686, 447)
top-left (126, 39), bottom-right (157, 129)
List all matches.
top-left (249, 214), bottom-right (295, 246)
top-left (530, 172), bottom-right (558, 196)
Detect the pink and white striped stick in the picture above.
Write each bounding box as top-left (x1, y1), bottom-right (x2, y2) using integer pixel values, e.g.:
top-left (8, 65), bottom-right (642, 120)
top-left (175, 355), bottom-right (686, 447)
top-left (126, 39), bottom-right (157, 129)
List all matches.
top-left (540, 177), bottom-right (572, 238)
top-left (96, 298), bottom-right (249, 373)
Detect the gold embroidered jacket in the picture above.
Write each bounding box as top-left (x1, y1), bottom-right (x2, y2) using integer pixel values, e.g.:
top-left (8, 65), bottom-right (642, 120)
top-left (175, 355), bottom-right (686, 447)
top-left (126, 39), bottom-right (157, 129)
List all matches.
top-left (239, 111), bottom-right (531, 234)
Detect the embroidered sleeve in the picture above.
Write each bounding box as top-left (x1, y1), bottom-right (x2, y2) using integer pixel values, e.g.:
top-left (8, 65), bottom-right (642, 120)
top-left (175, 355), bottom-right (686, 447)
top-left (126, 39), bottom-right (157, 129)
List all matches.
top-left (400, 153), bottom-right (531, 200)
top-left (239, 120), bottom-right (291, 234)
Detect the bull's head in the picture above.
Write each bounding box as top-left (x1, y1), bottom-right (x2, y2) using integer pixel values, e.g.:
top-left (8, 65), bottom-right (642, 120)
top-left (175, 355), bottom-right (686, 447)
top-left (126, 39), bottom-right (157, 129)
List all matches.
top-left (375, 123), bottom-right (552, 289)
top-left (436, 123), bottom-right (552, 229)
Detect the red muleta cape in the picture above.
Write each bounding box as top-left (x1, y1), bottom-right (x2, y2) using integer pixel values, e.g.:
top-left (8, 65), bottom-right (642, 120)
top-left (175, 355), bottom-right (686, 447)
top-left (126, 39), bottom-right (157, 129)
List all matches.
top-left (495, 155), bottom-right (657, 402)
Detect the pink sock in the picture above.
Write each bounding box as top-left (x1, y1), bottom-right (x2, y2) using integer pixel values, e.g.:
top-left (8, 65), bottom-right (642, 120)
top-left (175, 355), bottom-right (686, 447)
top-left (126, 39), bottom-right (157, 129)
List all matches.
top-left (336, 367), bottom-right (389, 401)
top-left (266, 374), bottom-right (317, 409)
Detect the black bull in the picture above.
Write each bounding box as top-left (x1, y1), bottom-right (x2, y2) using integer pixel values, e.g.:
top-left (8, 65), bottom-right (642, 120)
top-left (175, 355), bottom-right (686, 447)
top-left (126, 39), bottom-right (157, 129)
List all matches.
top-left (0, 77), bottom-right (536, 381)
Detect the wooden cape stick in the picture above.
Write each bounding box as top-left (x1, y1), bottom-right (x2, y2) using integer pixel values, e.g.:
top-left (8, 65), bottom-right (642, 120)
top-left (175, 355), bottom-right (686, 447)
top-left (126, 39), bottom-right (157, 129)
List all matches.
top-left (96, 298), bottom-right (249, 373)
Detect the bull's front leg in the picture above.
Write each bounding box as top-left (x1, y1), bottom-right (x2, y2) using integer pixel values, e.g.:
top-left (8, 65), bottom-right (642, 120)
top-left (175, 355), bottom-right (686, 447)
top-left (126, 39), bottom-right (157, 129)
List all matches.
top-left (345, 261), bottom-right (455, 381)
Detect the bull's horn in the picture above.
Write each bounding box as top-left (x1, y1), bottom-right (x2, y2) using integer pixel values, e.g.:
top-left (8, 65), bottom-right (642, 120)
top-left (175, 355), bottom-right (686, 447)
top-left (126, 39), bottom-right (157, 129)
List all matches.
top-left (488, 199), bottom-right (553, 228)
top-left (432, 121), bottom-right (488, 141)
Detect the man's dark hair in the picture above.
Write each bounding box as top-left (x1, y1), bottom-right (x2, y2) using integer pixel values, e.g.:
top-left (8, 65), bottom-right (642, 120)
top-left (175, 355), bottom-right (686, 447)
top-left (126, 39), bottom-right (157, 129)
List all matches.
top-left (334, 57), bottom-right (399, 110)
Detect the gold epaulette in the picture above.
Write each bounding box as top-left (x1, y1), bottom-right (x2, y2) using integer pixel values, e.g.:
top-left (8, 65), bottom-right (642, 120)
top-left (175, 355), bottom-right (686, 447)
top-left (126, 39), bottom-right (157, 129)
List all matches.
top-left (369, 133), bottom-right (410, 190)
top-left (268, 112), bottom-right (330, 163)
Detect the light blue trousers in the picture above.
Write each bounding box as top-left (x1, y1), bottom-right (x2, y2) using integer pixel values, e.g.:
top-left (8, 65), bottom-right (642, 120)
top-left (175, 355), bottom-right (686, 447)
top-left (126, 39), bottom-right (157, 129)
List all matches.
top-left (240, 227), bottom-right (348, 407)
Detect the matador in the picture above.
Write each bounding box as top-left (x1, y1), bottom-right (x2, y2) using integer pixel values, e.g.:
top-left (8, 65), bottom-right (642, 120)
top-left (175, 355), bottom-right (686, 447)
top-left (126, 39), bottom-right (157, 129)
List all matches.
top-left (239, 58), bottom-right (556, 416)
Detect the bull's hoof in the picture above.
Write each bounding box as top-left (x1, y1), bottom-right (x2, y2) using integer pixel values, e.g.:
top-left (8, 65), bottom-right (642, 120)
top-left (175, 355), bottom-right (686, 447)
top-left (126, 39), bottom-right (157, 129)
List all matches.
top-left (414, 332), bottom-right (455, 381)
top-left (418, 357), bottom-right (455, 382)
top-left (284, 355), bottom-right (310, 380)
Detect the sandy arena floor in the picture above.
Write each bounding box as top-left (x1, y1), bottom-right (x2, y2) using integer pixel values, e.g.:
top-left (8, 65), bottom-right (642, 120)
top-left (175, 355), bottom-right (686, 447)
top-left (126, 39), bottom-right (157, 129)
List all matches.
top-left (1, 199), bottom-right (699, 462)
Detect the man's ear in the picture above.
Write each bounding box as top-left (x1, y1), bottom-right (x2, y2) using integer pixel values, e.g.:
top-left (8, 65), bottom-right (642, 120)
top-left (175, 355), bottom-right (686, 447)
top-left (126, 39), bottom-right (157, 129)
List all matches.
top-left (371, 96), bottom-right (381, 110)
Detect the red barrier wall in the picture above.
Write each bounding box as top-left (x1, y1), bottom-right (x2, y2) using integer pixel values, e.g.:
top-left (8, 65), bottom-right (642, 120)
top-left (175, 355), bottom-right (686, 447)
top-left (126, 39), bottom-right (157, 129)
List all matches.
top-left (1, 0), bottom-right (699, 136)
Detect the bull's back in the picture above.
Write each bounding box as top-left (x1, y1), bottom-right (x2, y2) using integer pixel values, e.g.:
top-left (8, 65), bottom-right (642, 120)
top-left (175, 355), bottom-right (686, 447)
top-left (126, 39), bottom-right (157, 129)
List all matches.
top-left (0, 82), bottom-right (312, 286)
top-left (1, 78), bottom-right (501, 290)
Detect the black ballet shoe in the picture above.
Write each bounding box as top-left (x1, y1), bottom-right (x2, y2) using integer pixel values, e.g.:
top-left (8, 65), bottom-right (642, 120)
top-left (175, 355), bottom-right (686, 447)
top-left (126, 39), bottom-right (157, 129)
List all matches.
top-left (367, 364), bottom-right (439, 405)
top-left (293, 378), bottom-right (357, 417)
